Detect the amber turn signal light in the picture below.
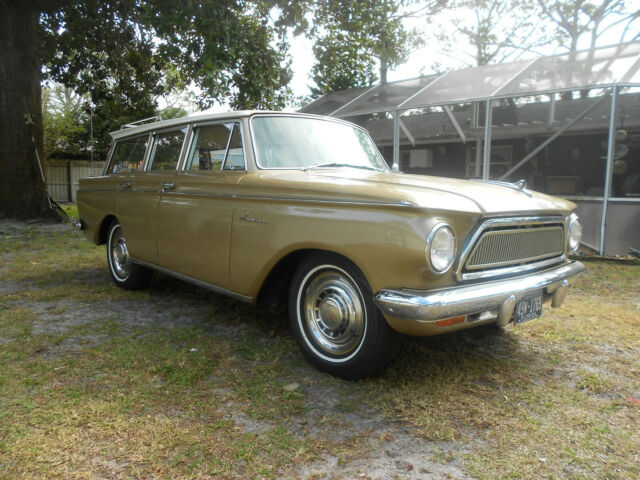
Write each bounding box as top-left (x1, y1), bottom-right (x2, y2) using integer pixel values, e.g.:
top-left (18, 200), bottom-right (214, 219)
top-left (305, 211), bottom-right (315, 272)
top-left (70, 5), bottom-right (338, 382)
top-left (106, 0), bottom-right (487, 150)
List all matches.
top-left (435, 316), bottom-right (465, 327)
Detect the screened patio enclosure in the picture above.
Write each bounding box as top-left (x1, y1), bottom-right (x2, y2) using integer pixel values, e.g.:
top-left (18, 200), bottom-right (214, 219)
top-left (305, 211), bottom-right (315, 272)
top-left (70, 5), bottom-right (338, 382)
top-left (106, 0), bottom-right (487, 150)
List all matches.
top-left (300, 41), bottom-right (640, 256)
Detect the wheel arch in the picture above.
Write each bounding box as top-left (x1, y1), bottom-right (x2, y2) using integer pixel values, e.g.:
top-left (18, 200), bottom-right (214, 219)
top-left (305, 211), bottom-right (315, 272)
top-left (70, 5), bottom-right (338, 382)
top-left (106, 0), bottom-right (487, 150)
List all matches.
top-left (256, 248), bottom-right (367, 307)
top-left (97, 214), bottom-right (118, 245)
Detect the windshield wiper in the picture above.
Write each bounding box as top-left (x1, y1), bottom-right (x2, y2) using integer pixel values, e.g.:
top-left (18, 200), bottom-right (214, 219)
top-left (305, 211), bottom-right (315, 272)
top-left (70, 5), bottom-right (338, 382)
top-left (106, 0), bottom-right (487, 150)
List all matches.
top-left (303, 162), bottom-right (380, 172)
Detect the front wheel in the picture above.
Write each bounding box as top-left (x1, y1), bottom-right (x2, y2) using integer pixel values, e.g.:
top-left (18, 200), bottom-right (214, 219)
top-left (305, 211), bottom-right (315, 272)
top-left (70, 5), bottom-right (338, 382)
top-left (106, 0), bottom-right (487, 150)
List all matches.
top-left (107, 220), bottom-right (152, 290)
top-left (288, 253), bottom-right (392, 379)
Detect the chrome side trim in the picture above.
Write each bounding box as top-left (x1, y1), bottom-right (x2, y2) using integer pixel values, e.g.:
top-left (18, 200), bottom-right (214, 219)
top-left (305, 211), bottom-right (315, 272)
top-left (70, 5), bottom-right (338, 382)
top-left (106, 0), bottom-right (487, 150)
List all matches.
top-left (159, 191), bottom-right (234, 199)
top-left (131, 258), bottom-right (253, 303)
top-left (233, 194), bottom-right (415, 208)
top-left (144, 190), bottom-right (414, 207)
top-left (455, 216), bottom-right (566, 282)
top-left (375, 260), bottom-right (585, 322)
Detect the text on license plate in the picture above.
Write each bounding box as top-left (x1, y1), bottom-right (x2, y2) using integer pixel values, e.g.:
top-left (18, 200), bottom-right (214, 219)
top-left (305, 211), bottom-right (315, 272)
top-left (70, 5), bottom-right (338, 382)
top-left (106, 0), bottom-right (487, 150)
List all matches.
top-left (514, 293), bottom-right (543, 324)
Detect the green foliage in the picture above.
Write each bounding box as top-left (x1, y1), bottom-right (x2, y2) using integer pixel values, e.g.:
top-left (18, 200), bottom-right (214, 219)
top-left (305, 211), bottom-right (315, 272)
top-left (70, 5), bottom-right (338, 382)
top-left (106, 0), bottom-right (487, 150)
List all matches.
top-left (310, 33), bottom-right (378, 96)
top-left (309, 0), bottom-right (413, 97)
top-left (39, 1), bottom-right (300, 157)
top-left (307, 1), bottom-right (445, 98)
top-left (158, 106), bottom-right (188, 120)
top-left (140, 0), bottom-right (294, 110)
top-left (41, 84), bottom-right (89, 159)
top-left (40, 2), bottom-right (164, 157)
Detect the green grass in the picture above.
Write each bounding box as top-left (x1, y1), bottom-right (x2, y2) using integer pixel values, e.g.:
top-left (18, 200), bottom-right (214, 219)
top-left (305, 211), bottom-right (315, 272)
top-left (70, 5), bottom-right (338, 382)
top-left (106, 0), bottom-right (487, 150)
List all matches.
top-left (1, 220), bottom-right (638, 479)
top-left (363, 261), bottom-right (640, 480)
top-left (60, 203), bottom-right (78, 219)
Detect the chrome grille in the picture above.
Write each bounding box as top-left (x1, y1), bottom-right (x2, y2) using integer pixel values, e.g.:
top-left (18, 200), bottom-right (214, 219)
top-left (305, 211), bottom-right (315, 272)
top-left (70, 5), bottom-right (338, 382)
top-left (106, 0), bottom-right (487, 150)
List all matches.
top-left (466, 226), bottom-right (564, 270)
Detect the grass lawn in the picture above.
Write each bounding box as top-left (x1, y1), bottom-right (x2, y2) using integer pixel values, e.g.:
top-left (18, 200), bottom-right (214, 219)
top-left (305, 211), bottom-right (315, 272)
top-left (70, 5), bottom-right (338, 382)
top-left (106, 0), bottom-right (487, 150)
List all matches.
top-left (0, 217), bottom-right (638, 479)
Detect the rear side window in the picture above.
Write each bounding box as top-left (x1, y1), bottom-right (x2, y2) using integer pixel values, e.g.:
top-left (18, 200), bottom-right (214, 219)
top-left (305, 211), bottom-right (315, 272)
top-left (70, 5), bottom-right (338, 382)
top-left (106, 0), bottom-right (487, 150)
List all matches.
top-left (185, 122), bottom-right (245, 171)
top-left (106, 136), bottom-right (148, 174)
top-left (148, 128), bottom-right (187, 171)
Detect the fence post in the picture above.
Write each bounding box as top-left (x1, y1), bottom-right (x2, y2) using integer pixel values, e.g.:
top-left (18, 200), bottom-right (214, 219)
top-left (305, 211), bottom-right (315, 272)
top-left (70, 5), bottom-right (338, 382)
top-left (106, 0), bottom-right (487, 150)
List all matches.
top-left (67, 161), bottom-right (73, 203)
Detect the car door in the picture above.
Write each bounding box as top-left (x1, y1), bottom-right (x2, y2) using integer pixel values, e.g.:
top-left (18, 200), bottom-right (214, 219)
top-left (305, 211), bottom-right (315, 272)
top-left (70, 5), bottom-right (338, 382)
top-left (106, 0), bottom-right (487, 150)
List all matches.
top-left (107, 133), bottom-right (157, 264)
top-left (117, 127), bottom-right (188, 264)
top-left (156, 121), bottom-right (245, 288)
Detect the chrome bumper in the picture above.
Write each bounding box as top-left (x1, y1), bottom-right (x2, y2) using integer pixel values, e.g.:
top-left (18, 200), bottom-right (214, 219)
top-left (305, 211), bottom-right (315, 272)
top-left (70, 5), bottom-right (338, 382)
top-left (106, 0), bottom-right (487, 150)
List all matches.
top-left (375, 261), bottom-right (585, 327)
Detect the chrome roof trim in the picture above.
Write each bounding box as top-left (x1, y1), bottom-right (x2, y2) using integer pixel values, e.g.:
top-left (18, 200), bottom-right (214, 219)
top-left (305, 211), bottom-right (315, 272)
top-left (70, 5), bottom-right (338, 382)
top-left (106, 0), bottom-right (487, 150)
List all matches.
top-left (110, 110), bottom-right (290, 141)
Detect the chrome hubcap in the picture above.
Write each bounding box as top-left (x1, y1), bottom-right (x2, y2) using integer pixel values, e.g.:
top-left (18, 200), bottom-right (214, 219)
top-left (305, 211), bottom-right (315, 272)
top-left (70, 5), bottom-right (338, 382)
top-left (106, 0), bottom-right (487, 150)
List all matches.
top-left (110, 226), bottom-right (130, 279)
top-left (302, 270), bottom-right (365, 356)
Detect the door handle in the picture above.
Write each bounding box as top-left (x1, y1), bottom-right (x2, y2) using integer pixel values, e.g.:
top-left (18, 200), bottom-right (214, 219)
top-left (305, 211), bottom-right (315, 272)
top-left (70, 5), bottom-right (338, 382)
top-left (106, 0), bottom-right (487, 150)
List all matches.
top-left (161, 182), bottom-right (176, 191)
top-left (119, 181), bottom-right (132, 189)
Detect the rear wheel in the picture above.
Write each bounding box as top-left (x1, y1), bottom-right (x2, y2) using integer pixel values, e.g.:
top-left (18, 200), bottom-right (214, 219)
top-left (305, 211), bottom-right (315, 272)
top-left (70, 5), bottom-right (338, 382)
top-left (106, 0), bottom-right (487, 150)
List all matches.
top-left (107, 220), bottom-right (152, 290)
top-left (288, 253), bottom-right (392, 379)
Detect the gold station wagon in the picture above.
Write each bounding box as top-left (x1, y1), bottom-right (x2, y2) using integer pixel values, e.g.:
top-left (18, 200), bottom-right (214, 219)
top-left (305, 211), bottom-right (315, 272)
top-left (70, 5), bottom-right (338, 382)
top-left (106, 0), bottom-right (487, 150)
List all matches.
top-left (77, 111), bottom-right (585, 378)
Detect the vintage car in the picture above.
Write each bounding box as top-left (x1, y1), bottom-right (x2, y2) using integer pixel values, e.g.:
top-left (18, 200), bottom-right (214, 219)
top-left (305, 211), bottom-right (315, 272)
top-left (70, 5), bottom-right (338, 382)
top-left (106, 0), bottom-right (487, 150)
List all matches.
top-left (77, 111), bottom-right (585, 378)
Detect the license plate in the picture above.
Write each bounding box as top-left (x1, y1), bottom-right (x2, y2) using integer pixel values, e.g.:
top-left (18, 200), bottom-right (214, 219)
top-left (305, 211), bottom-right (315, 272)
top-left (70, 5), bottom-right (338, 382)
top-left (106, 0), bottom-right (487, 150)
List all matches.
top-left (514, 292), bottom-right (543, 324)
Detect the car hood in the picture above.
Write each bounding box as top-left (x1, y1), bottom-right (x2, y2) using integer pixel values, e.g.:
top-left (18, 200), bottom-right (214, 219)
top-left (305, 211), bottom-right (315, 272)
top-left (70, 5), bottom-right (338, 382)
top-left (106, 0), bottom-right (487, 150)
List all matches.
top-left (242, 169), bottom-right (576, 216)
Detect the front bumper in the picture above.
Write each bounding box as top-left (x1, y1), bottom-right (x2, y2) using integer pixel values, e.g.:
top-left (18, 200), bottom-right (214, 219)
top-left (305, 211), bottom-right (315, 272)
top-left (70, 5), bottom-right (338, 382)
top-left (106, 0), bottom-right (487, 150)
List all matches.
top-left (374, 260), bottom-right (585, 335)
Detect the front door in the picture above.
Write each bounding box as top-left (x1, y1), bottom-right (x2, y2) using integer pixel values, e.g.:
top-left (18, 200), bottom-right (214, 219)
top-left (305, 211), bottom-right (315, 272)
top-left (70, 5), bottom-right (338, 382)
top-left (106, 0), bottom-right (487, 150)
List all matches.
top-left (157, 121), bottom-right (246, 288)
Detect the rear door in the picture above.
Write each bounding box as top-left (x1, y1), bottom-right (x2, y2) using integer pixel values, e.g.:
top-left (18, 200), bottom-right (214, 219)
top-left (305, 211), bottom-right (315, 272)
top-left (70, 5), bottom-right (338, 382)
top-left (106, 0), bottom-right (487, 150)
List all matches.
top-left (116, 127), bottom-right (188, 264)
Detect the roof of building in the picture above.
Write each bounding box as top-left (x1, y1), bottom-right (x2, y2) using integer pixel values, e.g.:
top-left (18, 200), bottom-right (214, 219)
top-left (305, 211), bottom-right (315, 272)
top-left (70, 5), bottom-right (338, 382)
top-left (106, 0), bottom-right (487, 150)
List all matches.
top-left (360, 92), bottom-right (640, 145)
top-left (300, 41), bottom-right (640, 118)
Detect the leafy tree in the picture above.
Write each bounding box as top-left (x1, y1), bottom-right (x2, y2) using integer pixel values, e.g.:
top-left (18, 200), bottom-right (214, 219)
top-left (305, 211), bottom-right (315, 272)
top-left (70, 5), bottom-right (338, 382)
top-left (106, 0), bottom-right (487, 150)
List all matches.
top-left (0, 0), bottom-right (301, 219)
top-left (157, 106), bottom-right (189, 120)
top-left (42, 84), bottom-right (89, 159)
top-left (434, 0), bottom-right (551, 67)
top-left (537, 0), bottom-right (639, 52)
top-left (309, 0), bottom-right (445, 97)
top-left (310, 32), bottom-right (379, 96)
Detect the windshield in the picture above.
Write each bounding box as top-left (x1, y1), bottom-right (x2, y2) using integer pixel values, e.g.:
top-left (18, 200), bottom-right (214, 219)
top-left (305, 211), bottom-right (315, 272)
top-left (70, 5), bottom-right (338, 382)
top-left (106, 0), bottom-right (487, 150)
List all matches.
top-left (251, 116), bottom-right (389, 172)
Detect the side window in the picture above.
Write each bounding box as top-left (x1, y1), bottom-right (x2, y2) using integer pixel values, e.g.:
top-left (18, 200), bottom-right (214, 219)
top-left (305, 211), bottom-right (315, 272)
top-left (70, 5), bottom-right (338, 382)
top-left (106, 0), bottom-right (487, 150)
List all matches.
top-left (185, 123), bottom-right (245, 171)
top-left (223, 124), bottom-right (245, 170)
top-left (148, 128), bottom-right (187, 171)
top-left (106, 136), bottom-right (148, 174)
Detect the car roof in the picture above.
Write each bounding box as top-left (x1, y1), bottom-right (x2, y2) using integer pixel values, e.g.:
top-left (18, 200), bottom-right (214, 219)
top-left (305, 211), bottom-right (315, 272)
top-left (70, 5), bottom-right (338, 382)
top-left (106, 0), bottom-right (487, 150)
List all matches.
top-left (108, 110), bottom-right (355, 140)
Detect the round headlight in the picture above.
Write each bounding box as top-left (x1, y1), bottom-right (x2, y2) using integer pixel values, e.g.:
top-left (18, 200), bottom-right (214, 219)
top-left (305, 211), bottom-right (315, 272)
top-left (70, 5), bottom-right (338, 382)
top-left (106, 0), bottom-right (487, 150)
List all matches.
top-left (568, 214), bottom-right (582, 252)
top-left (427, 224), bottom-right (456, 273)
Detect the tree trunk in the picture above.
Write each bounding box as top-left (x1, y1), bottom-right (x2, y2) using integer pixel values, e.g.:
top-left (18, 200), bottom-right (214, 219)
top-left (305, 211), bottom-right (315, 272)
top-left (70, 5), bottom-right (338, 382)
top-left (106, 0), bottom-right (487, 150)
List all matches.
top-left (0, 3), bottom-right (52, 219)
top-left (379, 59), bottom-right (388, 84)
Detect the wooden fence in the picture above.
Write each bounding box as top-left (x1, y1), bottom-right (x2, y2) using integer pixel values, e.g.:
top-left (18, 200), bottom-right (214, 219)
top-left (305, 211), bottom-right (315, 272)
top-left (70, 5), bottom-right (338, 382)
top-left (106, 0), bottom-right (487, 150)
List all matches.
top-left (46, 160), bottom-right (105, 203)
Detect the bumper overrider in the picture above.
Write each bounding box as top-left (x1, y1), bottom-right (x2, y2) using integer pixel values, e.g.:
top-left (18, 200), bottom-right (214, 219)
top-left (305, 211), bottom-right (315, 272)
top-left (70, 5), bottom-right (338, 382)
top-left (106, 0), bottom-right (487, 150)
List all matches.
top-left (374, 260), bottom-right (586, 335)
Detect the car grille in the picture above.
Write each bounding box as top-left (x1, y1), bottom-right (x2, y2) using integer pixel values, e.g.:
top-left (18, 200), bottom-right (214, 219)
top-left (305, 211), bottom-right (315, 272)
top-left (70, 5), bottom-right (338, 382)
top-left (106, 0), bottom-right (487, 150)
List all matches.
top-left (465, 225), bottom-right (565, 271)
